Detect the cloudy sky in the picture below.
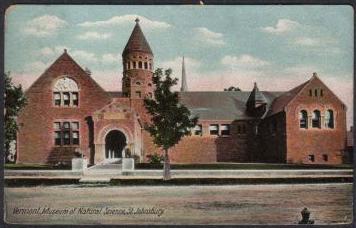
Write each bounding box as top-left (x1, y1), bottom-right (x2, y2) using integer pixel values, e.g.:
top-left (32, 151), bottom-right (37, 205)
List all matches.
top-left (4, 5), bottom-right (353, 126)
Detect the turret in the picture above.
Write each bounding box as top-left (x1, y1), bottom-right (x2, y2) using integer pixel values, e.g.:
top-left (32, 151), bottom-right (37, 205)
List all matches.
top-left (122, 18), bottom-right (154, 99)
top-left (246, 82), bottom-right (267, 117)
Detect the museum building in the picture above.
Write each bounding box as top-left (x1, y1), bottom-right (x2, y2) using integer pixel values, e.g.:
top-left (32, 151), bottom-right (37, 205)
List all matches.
top-left (16, 19), bottom-right (348, 166)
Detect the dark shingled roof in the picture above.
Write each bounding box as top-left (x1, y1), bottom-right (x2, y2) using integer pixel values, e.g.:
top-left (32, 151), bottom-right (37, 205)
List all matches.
top-left (178, 91), bottom-right (283, 120)
top-left (123, 19), bottom-right (153, 56)
top-left (267, 80), bottom-right (310, 116)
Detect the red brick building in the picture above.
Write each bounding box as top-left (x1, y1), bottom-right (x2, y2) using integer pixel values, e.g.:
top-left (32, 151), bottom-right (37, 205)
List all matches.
top-left (16, 19), bottom-right (348, 166)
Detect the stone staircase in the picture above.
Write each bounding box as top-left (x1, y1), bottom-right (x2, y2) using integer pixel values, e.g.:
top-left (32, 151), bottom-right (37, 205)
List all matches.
top-left (79, 160), bottom-right (122, 183)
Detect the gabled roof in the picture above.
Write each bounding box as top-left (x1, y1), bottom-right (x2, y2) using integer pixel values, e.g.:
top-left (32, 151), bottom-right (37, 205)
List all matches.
top-left (122, 18), bottom-right (153, 56)
top-left (267, 79), bottom-right (310, 116)
top-left (178, 91), bottom-right (283, 120)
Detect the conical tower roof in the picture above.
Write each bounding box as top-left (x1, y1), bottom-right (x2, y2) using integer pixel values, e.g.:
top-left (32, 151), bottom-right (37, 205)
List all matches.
top-left (122, 18), bottom-right (153, 56)
top-left (247, 82), bottom-right (267, 106)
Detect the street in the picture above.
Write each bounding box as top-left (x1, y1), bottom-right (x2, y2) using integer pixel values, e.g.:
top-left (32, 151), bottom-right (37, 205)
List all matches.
top-left (5, 183), bottom-right (352, 225)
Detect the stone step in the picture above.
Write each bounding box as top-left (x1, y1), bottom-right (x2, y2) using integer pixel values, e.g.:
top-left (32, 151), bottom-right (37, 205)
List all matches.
top-left (79, 177), bottom-right (111, 183)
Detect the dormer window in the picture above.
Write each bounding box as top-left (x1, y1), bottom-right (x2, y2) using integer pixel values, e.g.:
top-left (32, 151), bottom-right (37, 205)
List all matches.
top-left (53, 77), bottom-right (79, 107)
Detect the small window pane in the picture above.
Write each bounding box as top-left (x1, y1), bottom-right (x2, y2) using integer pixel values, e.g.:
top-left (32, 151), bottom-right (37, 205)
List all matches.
top-left (71, 122), bottom-right (79, 130)
top-left (63, 131), bottom-right (70, 145)
top-left (72, 131), bottom-right (79, 145)
top-left (194, 125), bottom-right (202, 136)
top-left (63, 122), bottom-right (70, 129)
top-left (63, 92), bottom-right (70, 106)
top-left (54, 122), bottom-right (61, 130)
top-left (54, 131), bottom-right (61, 145)
top-left (221, 124), bottom-right (230, 136)
top-left (308, 154), bottom-right (315, 162)
top-left (209, 124), bottom-right (219, 135)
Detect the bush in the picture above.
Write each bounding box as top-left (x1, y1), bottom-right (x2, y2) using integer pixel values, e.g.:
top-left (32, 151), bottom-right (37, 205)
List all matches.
top-left (146, 153), bottom-right (164, 164)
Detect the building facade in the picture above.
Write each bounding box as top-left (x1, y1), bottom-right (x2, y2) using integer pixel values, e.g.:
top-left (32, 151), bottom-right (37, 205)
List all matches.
top-left (16, 19), bottom-right (348, 166)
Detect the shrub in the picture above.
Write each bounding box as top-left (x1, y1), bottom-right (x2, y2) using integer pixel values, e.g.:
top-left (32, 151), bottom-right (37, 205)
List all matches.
top-left (147, 153), bottom-right (164, 164)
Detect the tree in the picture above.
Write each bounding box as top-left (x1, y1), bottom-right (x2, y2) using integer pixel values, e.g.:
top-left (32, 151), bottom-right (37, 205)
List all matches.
top-left (144, 68), bottom-right (198, 180)
top-left (224, 86), bottom-right (241, 91)
top-left (4, 72), bottom-right (27, 163)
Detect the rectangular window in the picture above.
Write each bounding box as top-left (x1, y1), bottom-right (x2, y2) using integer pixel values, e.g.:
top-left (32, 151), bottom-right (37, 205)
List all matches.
top-left (144, 62), bottom-right (148, 69)
top-left (309, 90), bottom-right (312, 96)
top-left (54, 121), bottom-right (80, 146)
top-left (133, 62), bottom-right (137, 69)
top-left (209, 124), bottom-right (219, 135)
top-left (54, 92), bottom-right (61, 106)
top-left (63, 92), bottom-right (70, 106)
top-left (72, 131), bottom-right (79, 145)
top-left (308, 154), bottom-right (315, 162)
top-left (72, 92), bottom-right (78, 106)
top-left (314, 89), bottom-right (318, 97)
top-left (63, 131), bottom-right (70, 145)
top-left (138, 61), bottom-right (143, 69)
top-left (320, 89), bottom-right (323, 97)
top-left (322, 154), bottom-right (328, 162)
top-left (194, 124), bottom-right (202, 136)
top-left (54, 131), bottom-right (61, 145)
top-left (220, 124), bottom-right (230, 136)
top-left (136, 91), bottom-right (141, 98)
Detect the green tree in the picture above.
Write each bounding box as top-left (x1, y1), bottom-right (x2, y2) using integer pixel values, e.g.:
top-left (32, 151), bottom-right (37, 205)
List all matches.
top-left (4, 72), bottom-right (27, 163)
top-left (224, 86), bottom-right (241, 91)
top-left (144, 68), bottom-right (198, 180)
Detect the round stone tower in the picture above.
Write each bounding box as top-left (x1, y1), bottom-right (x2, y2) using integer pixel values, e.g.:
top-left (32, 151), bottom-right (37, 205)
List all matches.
top-left (122, 18), bottom-right (154, 99)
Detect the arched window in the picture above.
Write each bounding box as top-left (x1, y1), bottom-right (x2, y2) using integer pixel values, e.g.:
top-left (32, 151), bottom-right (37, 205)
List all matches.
top-left (53, 77), bottom-right (79, 107)
top-left (299, 110), bottom-right (308, 129)
top-left (138, 61), bottom-right (143, 69)
top-left (136, 81), bottom-right (141, 85)
top-left (144, 62), bottom-right (148, 69)
top-left (133, 61), bottom-right (137, 69)
top-left (325, 109), bottom-right (334, 129)
top-left (312, 110), bottom-right (321, 128)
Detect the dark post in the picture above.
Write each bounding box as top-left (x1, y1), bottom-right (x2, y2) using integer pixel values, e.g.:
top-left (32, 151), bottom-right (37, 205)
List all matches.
top-left (298, 208), bottom-right (315, 224)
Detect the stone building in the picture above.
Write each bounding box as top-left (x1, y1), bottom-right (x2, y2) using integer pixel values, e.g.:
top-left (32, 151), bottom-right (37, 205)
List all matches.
top-left (16, 19), bottom-right (348, 166)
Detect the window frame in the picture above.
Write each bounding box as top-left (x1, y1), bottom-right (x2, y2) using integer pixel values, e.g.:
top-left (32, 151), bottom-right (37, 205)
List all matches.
top-left (53, 121), bottom-right (80, 146)
top-left (209, 124), bottom-right (219, 136)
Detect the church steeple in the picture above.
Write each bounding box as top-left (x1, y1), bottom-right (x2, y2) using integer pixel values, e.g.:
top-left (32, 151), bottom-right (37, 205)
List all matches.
top-left (121, 18), bottom-right (154, 99)
top-left (180, 56), bottom-right (188, 92)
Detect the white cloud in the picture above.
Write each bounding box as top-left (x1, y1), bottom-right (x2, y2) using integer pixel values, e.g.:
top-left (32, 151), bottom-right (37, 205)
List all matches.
top-left (102, 53), bottom-right (121, 64)
top-left (71, 50), bottom-right (98, 63)
top-left (24, 61), bottom-right (47, 73)
top-left (194, 27), bottom-right (225, 46)
top-left (76, 31), bottom-right (112, 40)
top-left (294, 37), bottom-right (320, 46)
top-left (262, 19), bottom-right (299, 35)
top-left (77, 14), bottom-right (171, 30)
top-left (221, 54), bottom-right (270, 69)
top-left (24, 15), bottom-right (67, 37)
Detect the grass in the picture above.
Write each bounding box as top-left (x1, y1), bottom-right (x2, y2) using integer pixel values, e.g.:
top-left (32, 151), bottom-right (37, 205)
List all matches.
top-left (4, 163), bottom-right (71, 170)
top-left (136, 163), bottom-right (353, 170)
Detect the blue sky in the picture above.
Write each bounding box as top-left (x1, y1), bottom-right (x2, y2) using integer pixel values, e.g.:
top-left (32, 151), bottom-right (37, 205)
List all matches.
top-left (4, 5), bottom-right (353, 126)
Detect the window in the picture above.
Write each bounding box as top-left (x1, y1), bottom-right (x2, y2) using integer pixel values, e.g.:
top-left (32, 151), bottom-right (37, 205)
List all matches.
top-left (148, 83), bottom-right (152, 87)
top-left (53, 121), bottom-right (80, 146)
top-left (136, 81), bottom-right (141, 85)
top-left (309, 90), bottom-right (312, 96)
top-left (220, 124), bottom-right (230, 136)
top-left (325, 110), bottom-right (334, 129)
top-left (322, 154), bottom-right (328, 162)
top-left (144, 62), bottom-right (148, 69)
top-left (149, 63), bottom-right (152, 70)
top-left (314, 89), bottom-right (318, 97)
top-left (133, 62), bottom-right (137, 69)
top-left (312, 110), bottom-right (321, 128)
top-left (308, 154), bottom-right (315, 162)
top-left (135, 91), bottom-right (141, 98)
top-left (320, 89), bottom-right (323, 97)
top-left (148, 92), bottom-right (153, 98)
top-left (54, 92), bottom-right (61, 106)
top-left (194, 125), bottom-right (202, 136)
top-left (209, 124), bottom-right (219, 135)
top-left (53, 77), bottom-right (79, 107)
top-left (299, 110), bottom-right (308, 129)
top-left (138, 61), bottom-right (143, 69)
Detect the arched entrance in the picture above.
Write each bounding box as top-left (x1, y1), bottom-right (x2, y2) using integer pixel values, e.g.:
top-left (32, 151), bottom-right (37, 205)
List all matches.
top-left (105, 130), bottom-right (127, 160)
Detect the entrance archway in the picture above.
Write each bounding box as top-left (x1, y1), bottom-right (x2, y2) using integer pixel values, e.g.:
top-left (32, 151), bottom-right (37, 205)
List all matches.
top-left (105, 130), bottom-right (126, 159)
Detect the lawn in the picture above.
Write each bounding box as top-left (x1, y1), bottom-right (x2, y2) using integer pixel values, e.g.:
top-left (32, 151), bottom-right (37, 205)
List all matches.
top-left (4, 163), bottom-right (71, 170)
top-left (136, 163), bottom-right (353, 170)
